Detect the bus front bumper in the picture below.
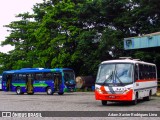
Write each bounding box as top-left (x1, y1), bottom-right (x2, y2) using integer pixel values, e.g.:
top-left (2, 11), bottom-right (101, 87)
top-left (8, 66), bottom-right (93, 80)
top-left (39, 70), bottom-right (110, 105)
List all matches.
top-left (95, 89), bottom-right (133, 101)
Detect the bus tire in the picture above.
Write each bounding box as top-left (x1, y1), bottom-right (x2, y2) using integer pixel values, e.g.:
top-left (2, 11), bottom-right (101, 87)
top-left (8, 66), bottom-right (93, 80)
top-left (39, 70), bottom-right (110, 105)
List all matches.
top-left (47, 87), bottom-right (53, 95)
top-left (101, 100), bottom-right (107, 105)
top-left (16, 87), bottom-right (22, 95)
top-left (144, 91), bottom-right (151, 101)
top-left (58, 92), bottom-right (64, 95)
top-left (132, 93), bottom-right (138, 105)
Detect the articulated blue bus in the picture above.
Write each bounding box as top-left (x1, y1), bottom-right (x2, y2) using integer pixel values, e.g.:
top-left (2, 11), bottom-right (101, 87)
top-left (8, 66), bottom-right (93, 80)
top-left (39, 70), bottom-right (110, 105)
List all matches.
top-left (2, 68), bottom-right (76, 95)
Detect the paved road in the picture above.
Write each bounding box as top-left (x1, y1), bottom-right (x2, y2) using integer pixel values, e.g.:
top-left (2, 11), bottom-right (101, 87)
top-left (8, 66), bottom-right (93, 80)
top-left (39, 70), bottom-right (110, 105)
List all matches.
top-left (0, 91), bottom-right (159, 120)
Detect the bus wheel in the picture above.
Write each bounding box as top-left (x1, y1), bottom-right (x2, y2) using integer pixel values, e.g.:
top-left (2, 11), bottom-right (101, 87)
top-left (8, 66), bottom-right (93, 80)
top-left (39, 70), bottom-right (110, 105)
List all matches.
top-left (16, 87), bottom-right (22, 95)
top-left (101, 100), bottom-right (107, 105)
top-left (47, 87), bottom-right (53, 95)
top-left (132, 94), bottom-right (138, 105)
top-left (144, 91), bottom-right (151, 101)
top-left (58, 92), bottom-right (64, 95)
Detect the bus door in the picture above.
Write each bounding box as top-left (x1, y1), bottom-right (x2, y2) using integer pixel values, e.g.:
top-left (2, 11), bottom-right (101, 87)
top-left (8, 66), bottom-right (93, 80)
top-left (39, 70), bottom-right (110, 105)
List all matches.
top-left (6, 74), bottom-right (12, 91)
top-left (53, 73), bottom-right (62, 91)
top-left (26, 74), bottom-right (34, 94)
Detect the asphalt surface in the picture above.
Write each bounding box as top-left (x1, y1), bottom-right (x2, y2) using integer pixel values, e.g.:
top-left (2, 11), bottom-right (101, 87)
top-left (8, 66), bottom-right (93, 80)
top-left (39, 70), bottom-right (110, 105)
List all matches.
top-left (0, 91), bottom-right (159, 120)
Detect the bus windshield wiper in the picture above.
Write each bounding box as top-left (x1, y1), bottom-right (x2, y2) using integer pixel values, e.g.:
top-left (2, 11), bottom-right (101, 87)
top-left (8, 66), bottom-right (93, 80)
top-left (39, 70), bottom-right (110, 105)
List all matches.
top-left (102, 71), bottom-right (113, 85)
top-left (115, 70), bottom-right (124, 86)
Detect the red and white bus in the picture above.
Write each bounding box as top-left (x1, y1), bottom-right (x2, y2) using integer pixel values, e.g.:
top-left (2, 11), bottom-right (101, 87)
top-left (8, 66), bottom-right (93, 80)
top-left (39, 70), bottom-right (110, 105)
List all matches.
top-left (95, 58), bottom-right (157, 105)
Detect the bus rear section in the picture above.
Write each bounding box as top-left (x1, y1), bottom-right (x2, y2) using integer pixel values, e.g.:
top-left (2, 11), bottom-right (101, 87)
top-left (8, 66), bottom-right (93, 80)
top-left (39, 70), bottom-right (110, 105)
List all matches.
top-left (95, 59), bottom-right (157, 105)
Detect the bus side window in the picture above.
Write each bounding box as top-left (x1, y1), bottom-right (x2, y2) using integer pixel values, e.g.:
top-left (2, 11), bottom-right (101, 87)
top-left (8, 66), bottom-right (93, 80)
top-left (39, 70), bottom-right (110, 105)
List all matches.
top-left (28, 74), bottom-right (34, 80)
top-left (144, 65), bottom-right (147, 80)
top-left (18, 74), bottom-right (26, 81)
top-left (13, 74), bottom-right (18, 81)
top-left (146, 65), bottom-right (149, 80)
top-left (139, 64), bottom-right (142, 80)
top-left (43, 73), bottom-right (53, 80)
top-left (151, 66), bottom-right (153, 79)
top-left (153, 66), bottom-right (156, 79)
top-left (35, 73), bottom-right (43, 80)
top-left (135, 64), bottom-right (138, 81)
top-left (148, 65), bottom-right (150, 79)
top-left (142, 65), bottom-right (145, 80)
top-left (148, 66), bottom-right (152, 79)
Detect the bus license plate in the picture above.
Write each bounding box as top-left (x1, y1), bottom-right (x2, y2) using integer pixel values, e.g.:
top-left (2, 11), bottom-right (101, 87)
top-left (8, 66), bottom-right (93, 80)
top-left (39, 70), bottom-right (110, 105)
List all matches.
top-left (108, 96), bottom-right (116, 99)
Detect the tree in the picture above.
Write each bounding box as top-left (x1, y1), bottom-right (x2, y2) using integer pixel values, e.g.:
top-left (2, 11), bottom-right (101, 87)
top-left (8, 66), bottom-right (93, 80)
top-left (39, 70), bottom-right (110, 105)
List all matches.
top-left (1, 0), bottom-right (160, 77)
top-left (1, 13), bottom-right (38, 69)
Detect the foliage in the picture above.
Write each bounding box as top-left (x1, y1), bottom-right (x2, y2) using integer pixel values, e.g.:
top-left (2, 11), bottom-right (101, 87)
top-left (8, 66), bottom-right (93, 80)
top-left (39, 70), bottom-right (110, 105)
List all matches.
top-left (1, 0), bottom-right (160, 76)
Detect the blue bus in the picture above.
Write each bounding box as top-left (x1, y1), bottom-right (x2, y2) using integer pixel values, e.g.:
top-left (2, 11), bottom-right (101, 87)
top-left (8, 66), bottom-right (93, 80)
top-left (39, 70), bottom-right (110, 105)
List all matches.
top-left (0, 75), bottom-right (2, 90)
top-left (2, 68), bottom-right (76, 95)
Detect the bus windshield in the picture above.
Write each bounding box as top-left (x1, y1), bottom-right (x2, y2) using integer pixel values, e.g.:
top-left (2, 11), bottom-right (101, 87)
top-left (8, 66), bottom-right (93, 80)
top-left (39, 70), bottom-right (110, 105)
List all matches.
top-left (63, 70), bottom-right (75, 85)
top-left (96, 63), bottom-right (133, 85)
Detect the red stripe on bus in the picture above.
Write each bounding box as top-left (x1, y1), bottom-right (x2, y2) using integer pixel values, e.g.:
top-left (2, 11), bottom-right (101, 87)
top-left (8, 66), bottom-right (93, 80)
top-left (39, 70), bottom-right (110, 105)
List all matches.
top-left (136, 79), bottom-right (157, 82)
top-left (95, 89), bottom-right (133, 101)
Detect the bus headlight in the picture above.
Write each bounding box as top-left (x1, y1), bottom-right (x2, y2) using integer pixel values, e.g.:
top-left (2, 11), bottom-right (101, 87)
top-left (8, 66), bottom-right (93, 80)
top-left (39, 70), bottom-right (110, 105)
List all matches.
top-left (123, 88), bottom-right (132, 94)
top-left (96, 88), bottom-right (103, 94)
top-left (95, 87), bottom-right (107, 94)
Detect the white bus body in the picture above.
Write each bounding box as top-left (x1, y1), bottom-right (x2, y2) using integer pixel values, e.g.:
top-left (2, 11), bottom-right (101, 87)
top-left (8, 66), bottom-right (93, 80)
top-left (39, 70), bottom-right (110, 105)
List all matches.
top-left (95, 59), bottom-right (157, 105)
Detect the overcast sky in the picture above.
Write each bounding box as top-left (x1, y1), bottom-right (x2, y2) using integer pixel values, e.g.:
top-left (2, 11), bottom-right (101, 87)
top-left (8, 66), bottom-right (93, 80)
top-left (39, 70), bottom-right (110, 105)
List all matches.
top-left (0, 0), bottom-right (43, 53)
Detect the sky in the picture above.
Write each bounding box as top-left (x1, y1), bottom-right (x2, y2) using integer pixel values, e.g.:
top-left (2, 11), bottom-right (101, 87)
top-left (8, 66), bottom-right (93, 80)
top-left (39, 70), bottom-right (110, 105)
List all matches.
top-left (0, 0), bottom-right (43, 53)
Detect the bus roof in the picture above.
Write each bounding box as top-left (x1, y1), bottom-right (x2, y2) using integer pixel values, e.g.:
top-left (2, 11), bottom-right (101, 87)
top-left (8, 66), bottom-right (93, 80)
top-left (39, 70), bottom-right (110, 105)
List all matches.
top-left (101, 59), bottom-right (156, 66)
top-left (2, 68), bottom-right (73, 74)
